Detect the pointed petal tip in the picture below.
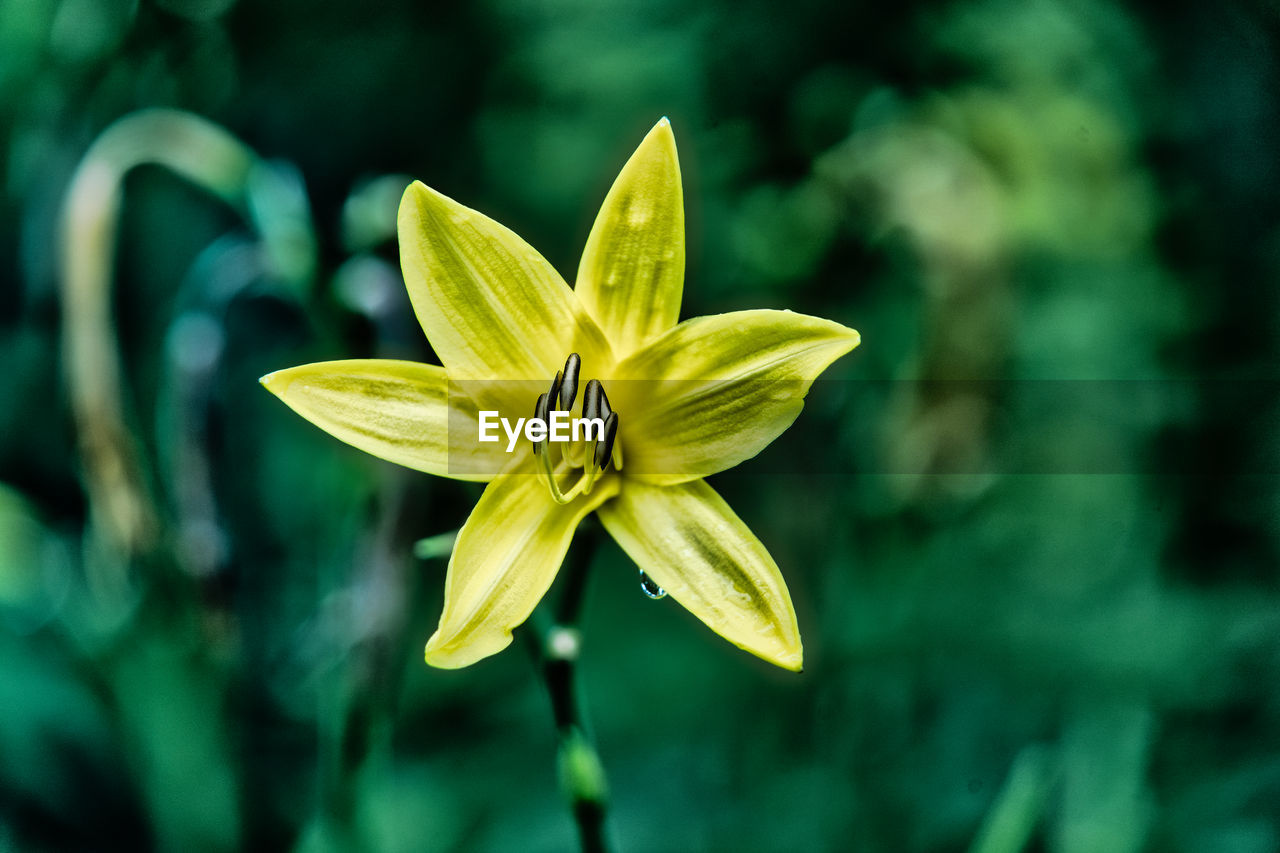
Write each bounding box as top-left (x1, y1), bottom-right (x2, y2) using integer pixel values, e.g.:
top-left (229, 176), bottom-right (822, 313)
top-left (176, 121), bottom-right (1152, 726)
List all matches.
top-left (259, 369), bottom-right (288, 396)
top-left (398, 180), bottom-right (459, 229)
top-left (398, 179), bottom-right (434, 215)
top-left (735, 636), bottom-right (804, 672)
top-left (646, 117), bottom-right (677, 146)
top-left (423, 631), bottom-right (514, 669)
top-left (819, 319), bottom-right (861, 357)
top-left (760, 637), bottom-right (804, 672)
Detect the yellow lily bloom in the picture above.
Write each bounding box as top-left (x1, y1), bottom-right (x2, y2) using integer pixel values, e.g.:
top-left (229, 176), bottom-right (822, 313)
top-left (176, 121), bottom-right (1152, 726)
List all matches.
top-left (261, 119), bottom-right (859, 671)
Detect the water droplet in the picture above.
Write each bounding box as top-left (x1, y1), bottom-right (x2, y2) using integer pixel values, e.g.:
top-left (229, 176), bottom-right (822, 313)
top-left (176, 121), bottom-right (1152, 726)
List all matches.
top-left (638, 571), bottom-right (667, 600)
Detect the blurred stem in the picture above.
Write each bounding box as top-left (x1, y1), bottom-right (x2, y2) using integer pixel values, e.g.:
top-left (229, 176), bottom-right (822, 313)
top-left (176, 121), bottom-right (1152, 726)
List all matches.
top-left (59, 109), bottom-right (316, 590)
top-left (968, 745), bottom-right (1056, 853)
top-left (528, 522), bottom-right (612, 853)
top-left (60, 110), bottom-right (256, 573)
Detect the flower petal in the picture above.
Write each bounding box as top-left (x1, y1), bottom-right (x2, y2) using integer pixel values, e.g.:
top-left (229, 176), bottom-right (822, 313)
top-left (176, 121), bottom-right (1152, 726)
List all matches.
top-left (598, 478), bottom-right (803, 670)
top-left (398, 181), bottom-right (612, 382)
top-left (260, 359), bottom-right (503, 482)
top-left (614, 310), bottom-right (859, 483)
top-left (424, 472), bottom-right (620, 668)
top-left (576, 118), bottom-right (684, 355)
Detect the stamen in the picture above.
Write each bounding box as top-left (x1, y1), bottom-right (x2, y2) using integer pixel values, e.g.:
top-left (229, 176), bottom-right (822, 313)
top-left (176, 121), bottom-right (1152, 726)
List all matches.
top-left (548, 370), bottom-right (563, 411)
top-left (595, 412), bottom-right (618, 471)
top-left (582, 379), bottom-right (603, 421)
top-left (539, 443), bottom-right (574, 504)
top-left (533, 360), bottom-right (620, 501)
top-left (560, 353), bottom-right (581, 411)
top-left (598, 383), bottom-right (613, 421)
top-left (532, 392), bottom-right (549, 455)
top-left (593, 383), bottom-right (621, 470)
top-left (534, 388), bottom-right (589, 504)
top-left (579, 380), bottom-right (601, 491)
top-left (563, 434), bottom-right (586, 468)
top-left (539, 439), bottom-right (592, 505)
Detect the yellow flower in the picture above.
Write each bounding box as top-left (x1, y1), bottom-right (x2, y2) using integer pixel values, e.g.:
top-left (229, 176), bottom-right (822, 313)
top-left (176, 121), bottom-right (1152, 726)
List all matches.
top-left (261, 119), bottom-right (859, 671)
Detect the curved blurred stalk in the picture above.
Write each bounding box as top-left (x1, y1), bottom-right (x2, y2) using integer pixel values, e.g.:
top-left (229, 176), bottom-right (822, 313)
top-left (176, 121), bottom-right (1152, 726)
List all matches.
top-left (58, 110), bottom-right (320, 853)
top-left (60, 109), bottom-right (317, 594)
top-left (59, 109), bottom-right (256, 577)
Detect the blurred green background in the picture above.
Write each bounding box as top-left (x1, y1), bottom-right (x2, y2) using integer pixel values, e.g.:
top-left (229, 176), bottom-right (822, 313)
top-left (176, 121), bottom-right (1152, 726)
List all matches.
top-left (3, 0), bottom-right (1280, 850)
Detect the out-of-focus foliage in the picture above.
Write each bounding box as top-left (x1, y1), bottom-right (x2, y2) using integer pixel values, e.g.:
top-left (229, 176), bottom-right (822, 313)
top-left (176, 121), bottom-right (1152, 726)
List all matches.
top-left (2, 0), bottom-right (1279, 850)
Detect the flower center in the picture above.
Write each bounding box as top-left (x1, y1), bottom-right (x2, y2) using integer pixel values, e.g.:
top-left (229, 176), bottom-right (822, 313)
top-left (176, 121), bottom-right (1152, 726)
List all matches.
top-left (532, 352), bottom-right (622, 504)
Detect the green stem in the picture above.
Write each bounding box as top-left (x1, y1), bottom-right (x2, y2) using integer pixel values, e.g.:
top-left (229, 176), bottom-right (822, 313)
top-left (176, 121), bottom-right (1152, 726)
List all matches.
top-left (527, 523), bottom-right (612, 853)
top-left (60, 109), bottom-right (316, 585)
top-left (555, 521), bottom-right (597, 627)
top-left (61, 110), bottom-right (257, 569)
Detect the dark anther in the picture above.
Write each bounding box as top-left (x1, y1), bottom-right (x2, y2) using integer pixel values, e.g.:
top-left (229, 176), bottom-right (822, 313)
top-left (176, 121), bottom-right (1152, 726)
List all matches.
top-left (533, 392), bottom-right (549, 455)
top-left (597, 383), bottom-right (613, 421)
top-left (548, 370), bottom-right (564, 411)
top-left (594, 412), bottom-right (619, 470)
top-left (560, 353), bottom-right (581, 411)
top-left (582, 379), bottom-right (603, 422)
